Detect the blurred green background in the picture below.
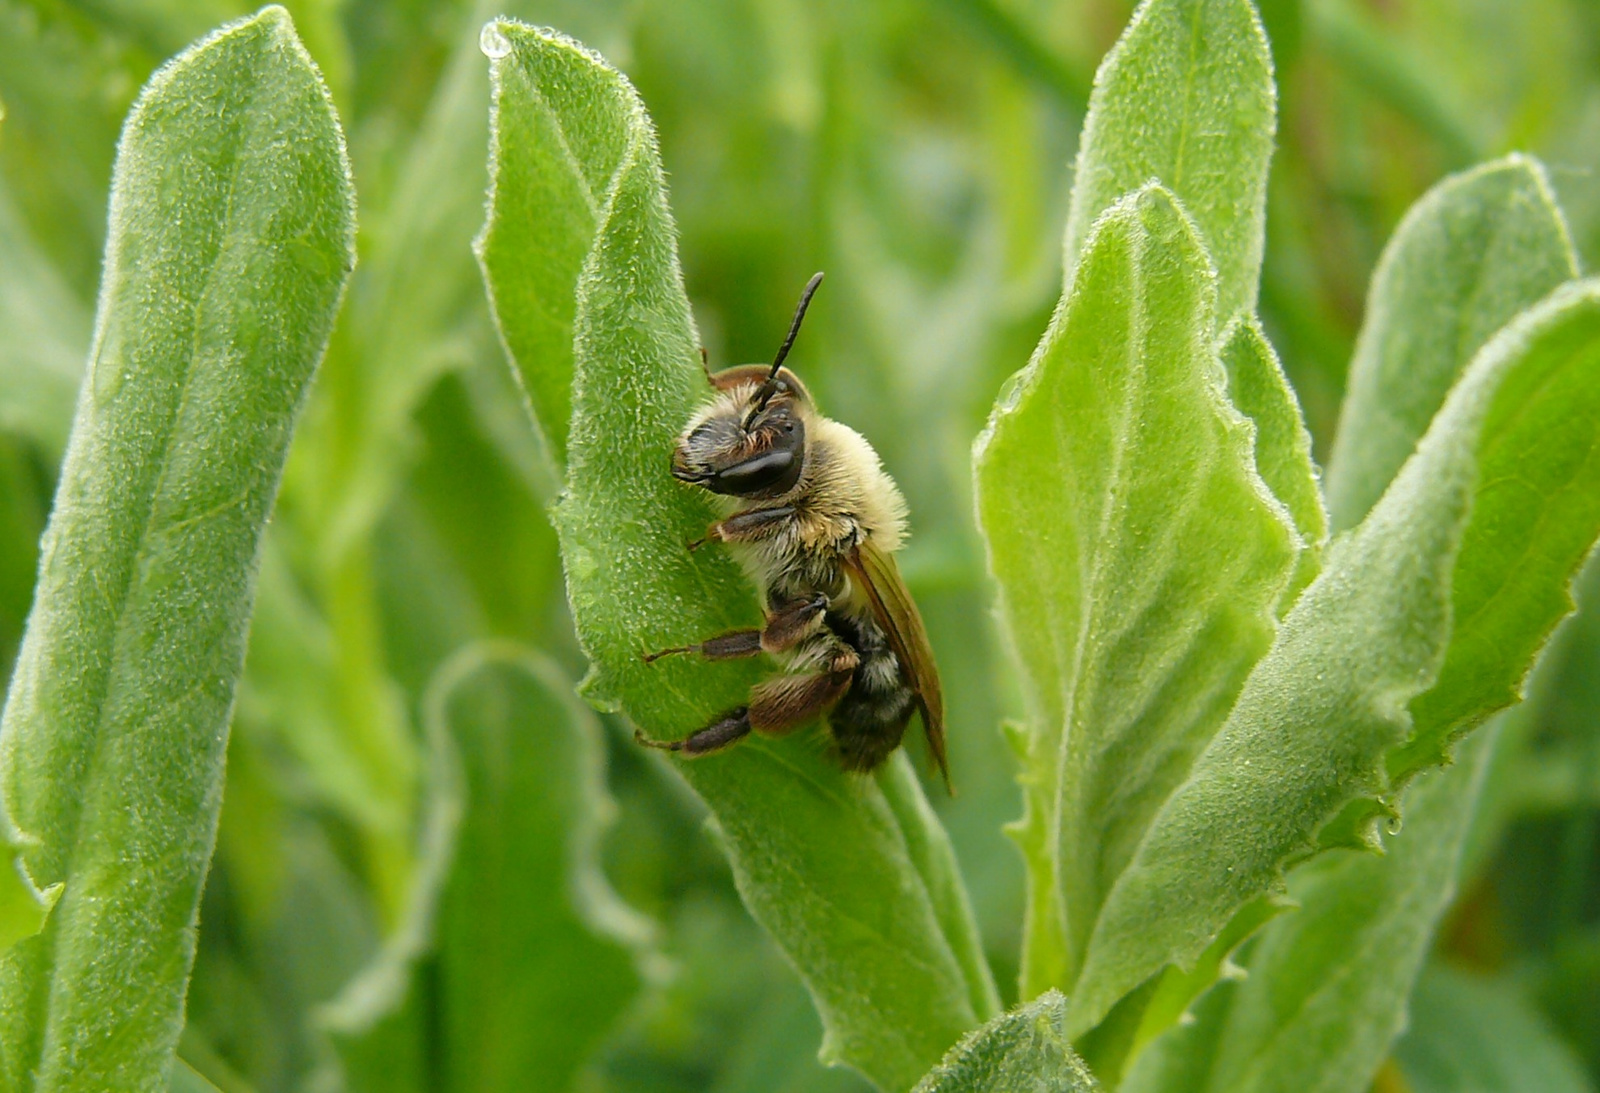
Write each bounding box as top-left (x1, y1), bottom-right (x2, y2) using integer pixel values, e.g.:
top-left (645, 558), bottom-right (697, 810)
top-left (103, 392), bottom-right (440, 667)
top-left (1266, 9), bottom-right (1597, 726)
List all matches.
top-left (1, 0), bottom-right (1598, 1090)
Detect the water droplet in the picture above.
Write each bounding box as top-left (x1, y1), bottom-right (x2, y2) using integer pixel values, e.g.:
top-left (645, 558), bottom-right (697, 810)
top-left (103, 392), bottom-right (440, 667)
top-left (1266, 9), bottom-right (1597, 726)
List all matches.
top-left (91, 334), bottom-right (126, 404)
top-left (996, 369), bottom-right (1030, 413)
top-left (569, 545), bottom-right (598, 581)
top-left (479, 23), bottom-right (510, 60)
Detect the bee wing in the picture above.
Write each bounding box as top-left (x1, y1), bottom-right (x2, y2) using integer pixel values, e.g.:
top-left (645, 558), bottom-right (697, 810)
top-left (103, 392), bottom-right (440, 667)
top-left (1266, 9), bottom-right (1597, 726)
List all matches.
top-left (845, 539), bottom-right (950, 793)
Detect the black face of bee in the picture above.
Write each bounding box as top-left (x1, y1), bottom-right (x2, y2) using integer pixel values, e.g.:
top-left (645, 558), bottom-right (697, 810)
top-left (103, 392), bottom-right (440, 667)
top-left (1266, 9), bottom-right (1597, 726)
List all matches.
top-left (672, 399), bottom-right (806, 499)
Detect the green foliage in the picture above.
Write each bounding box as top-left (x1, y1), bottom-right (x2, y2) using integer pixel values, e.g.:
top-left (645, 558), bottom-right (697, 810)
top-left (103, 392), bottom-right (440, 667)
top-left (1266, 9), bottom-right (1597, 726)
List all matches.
top-left (477, 21), bottom-right (630, 467)
top-left (0, 7), bottom-right (353, 1089)
top-left (0, 810), bottom-right (57, 953)
top-left (1325, 156), bottom-right (1579, 531)
top-left (1113, 140), bottom-right (1594, 1093)
top-left (479, 24), bottom-right (998, 1090)
top-left (4, 1), bottom-right (1600, 1091)
top-left (1217, 318), bottom-right (1326, 600)
top-left (974, 183), bottom-right (1298, 1007)
top-left (1121, 729), bottom-right (1496, 1093)
top-left (975, 0), bottom-right (1600, 1084)
top-left (911, 992), bottom-right (1099, 1093)
top-left (1062, 0), bottom-right (1276, 319)
top-left (168, 1058), bottom-right (224, 1093)
top-left (1080, 278), bottom-right (1600, 1042)
top-left (427, 645), bottom-right (655, 1090)
top-left (1394, 965), bottom-right (1595, 1093)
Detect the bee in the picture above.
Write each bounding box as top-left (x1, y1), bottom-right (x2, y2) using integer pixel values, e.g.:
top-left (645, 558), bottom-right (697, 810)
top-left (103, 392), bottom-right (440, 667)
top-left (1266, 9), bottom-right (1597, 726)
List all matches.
top-left (637, 272), bottom-right (949, 791)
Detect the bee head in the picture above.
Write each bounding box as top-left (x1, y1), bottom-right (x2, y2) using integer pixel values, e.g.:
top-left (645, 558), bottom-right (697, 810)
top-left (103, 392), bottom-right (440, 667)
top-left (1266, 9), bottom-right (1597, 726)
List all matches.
top-left (671, 272), bottom-right (823, 500)
top-left (672, 390), bottom-right (808, 498)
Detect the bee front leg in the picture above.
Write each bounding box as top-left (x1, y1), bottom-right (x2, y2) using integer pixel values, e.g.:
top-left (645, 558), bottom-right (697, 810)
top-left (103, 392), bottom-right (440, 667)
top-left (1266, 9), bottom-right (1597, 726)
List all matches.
top-left (688, 505), bottom-right (797, 551)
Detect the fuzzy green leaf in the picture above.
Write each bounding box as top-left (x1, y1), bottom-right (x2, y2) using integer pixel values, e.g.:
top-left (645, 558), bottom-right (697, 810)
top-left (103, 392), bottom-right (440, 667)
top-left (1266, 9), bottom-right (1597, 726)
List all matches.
top-left (1325, 155), bottom-right (1578, 531)
top-left (911, 991), bottom-right (1100, 1093)
top-left (1063, 0), bottom-right (1276, 319)
top-left (476, 19), bottom-right (634, 469)
top-left (974, 184), bottom-right (1298, 1006)
top-left (0, 8), bottom-right (354, 1089)
top-left (1218, 316), bottom-right (1327, 601)
top-left (479, 23), bottom-right (998, 1092)
top-left (1075, 278), bottom-right (1600, 1041)
top-left (1121, 729), bottom-right (1496, 1093)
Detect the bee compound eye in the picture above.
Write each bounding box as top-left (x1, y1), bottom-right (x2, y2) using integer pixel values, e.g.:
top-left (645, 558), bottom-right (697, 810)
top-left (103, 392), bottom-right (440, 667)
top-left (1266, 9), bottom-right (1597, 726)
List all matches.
top-left (705, 446), bottom-right (803, 497)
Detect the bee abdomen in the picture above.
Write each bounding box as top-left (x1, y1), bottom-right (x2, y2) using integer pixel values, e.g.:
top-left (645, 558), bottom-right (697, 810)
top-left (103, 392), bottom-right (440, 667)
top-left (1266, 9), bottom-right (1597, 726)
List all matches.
top-left (824, 609), bottom-right (916, 772)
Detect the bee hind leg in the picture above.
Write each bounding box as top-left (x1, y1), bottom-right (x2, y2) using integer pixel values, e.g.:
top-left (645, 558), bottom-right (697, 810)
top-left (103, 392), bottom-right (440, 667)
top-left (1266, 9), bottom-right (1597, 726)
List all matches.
top-left (635, 710), bottom-right (752, 757)
top-left (637, 649), bottom-right (857, 757)
top-left (748, 666), bottom-right (854, 737)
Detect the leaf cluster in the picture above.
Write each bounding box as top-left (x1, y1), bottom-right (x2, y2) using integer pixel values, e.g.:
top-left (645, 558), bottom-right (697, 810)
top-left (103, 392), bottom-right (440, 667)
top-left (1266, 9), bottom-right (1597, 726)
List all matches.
top-left (2, 1), bottom-right (1600, 1092)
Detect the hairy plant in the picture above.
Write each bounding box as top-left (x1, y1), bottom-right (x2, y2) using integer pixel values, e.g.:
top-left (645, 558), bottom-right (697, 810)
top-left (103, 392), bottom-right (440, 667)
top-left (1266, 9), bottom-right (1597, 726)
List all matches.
top-left (1, 1), bottom-right (1597, 1091)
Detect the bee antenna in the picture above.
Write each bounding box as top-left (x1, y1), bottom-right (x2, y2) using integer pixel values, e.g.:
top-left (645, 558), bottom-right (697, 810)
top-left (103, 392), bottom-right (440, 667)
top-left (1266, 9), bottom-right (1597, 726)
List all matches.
top-left (752, 271), bottom-right (824, 415)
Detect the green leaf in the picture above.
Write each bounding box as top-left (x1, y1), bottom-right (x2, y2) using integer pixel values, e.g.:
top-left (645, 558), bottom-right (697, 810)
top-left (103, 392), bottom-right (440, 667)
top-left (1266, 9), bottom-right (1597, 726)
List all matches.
top-left (479, 23), bottom-right (998, 1092)
top-left (910, 991), bottom-right (1100, 1093)
top-left (0, 8), bottom-right (354, 1088)
top-left (973, 184), bottom-right (1298, 1003)
top-left (1218, 316), bottom-right (1327, 602)
top-left (477, 20), bottom-right (634, 469)
top-left (429, 644), bottom-right (656, 1091)
top-left (1063, 0), bottom-right (1276, 320)
top-left (1394, 965), bottom-right (1595, 1093)
top-left (1325, 155), bottom-right (1578, 532)
top-left (311, 645), bottom-right (653, 1093)
top-left (1121, 728), bottom-right (1496, 1093)
top-left (1075, 278), bottom-right (1600, 1042)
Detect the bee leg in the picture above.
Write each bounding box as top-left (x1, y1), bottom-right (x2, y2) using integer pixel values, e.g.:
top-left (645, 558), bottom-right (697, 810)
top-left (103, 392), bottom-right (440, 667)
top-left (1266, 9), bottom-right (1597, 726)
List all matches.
top-left (636, 638), bottom-right (855, 757)
top-left (635, 710), bottom-right (751, 756)
top-left (748, 651), bottom-right (859, 737)
top-left (760, 593), bottom-right (830, 651)
top-left (689, 505), bottom-right (798, 551)
top-left (641, 594), bottom-right (828, 663)
top-left (642, 628), bottom-right (762, 663)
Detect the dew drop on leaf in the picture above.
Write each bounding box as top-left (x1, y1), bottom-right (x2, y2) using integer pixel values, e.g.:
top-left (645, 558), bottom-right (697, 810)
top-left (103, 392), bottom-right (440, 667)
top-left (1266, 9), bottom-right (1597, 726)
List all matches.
top-left (480, 23), bottom-right (511, 60)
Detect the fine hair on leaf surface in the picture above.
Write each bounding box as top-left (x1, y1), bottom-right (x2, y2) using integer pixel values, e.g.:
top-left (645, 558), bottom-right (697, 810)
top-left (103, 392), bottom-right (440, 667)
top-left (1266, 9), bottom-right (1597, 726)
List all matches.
top-left (974, 0), bottom-right (1600, 1079)
top-left (0, 6), bottom-right (355, 1089)
top-left (1071, 277), bottom-right (1600, 1044)
top-left (1062, 0), bottom-right (1277, 321)
top-left (974, 180), bottom-right (1299, 1024)
top-left (478, 21), bottom-right (997, 1092)
top-left (1325, 154), bottom-right (1579, 532)
top-left (9, 1), bottom-right (1600, 1092)
top-left (911, 991), bottom-right (1100, 1093)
